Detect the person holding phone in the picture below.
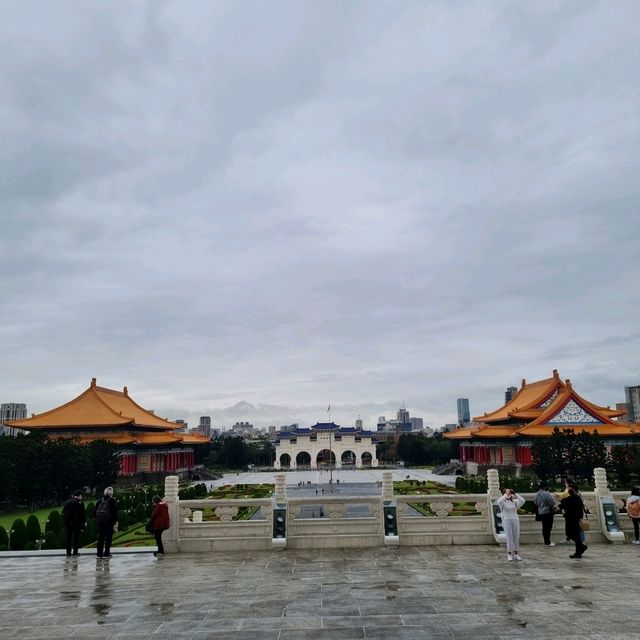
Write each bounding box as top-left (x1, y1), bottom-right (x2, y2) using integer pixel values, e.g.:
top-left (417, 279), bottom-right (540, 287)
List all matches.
top-left (497, 487), bottom-right (525, 561)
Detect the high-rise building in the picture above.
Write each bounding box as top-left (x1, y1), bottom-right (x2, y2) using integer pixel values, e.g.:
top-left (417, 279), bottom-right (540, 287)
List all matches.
top-left (409, 417), bottom-right (423, 431)
top-left (397, 405), bottom-right (410, 424)
top-left (625, 386), bottom-right (640, 422)
top-left (1, 403), bottom-right (27, 436)
top-left (505, 386), bottom-right (518, 403)
top-left (616, 403), bottom-right (631, 423)
top-left (456, 398), bottom-right (470, 425)
top-left (197, 416), bottom-right (212, 438)
top-left (175, 419), bottom-right (188, 433)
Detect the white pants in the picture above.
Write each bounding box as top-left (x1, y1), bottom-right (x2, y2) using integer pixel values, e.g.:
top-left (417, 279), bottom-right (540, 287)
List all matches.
top-left (503, 518), bottom-right (520, 552)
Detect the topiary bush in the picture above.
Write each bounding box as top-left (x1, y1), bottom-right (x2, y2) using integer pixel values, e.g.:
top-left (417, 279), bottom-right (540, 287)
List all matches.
top-left (46, 510), bottom-right (62, 534)
top-left (0, 526), bottom-right (8, 548)
top-left (57, 527), bottom-right (67, 549)
top-left (42, 530), bottom-right (57, 550)
top-left (26, 514), bottom-right (42, 543)
top-left (9, 519), bottom-right (26, 551)
top-left (118, 512), bottom-right (129, 531)
top-left (24, 541), bottom-right (37, 551)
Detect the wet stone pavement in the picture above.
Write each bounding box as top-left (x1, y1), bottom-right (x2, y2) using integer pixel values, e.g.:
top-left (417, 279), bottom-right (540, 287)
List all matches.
top-left (1, 544), bottom-right (639, 639)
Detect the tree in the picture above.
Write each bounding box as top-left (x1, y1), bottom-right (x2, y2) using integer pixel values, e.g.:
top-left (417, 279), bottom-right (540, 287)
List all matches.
top-left (220, 436), bottom-right (250, 469)
top-left (88, 440), bottom-right (121, 493)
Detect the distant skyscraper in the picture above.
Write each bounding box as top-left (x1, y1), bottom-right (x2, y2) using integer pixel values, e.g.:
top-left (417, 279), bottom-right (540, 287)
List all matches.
top-left (505, 386), bottom-right (518, 403)
top-left (409, 417), bottom-right (423, 431)
top-left (0, 403), bottom-right (27, 436)
top-left (175, 419), bottom-right (188, 433)
top-left (397, 405), bottom-right (410, 424)
top-left (616, 403), bottom-right (631, 423)
top-left (625, 386), bottom-right (640, 422)
top-left (198, 416), bottom-right (212, 438)
top-left (456, 398), bottom-right (470, 425)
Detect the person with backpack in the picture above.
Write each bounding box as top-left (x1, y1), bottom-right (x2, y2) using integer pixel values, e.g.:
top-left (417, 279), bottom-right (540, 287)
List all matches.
top-left (94, 487), bottom-right (118, 559)
top-left (626, 486), bottom-right (640, 544)
top-left (62, 489), bottom-right (86, 557)
top-left (148, 495), bottom-right (170, 557)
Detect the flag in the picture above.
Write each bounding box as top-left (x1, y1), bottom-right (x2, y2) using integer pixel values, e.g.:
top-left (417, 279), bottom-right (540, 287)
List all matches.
top-left (327, 405), bottom-right (331, 413)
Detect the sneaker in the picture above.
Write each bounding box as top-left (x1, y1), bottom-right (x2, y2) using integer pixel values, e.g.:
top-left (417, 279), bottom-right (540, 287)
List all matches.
top-left (569, 553), bottom-right (581, 559)
top-left (544, 543), bottom-right (556, 547)
top-left (561, 539), bottom-right (572, 545)
top-left (633, 540), bottom-right (640, 545)
top-left (507, 554), bottom-right (513, 561)
top-left (103, 555), bottom-right (112, 559)
top-left (515, 554), bottom-right (523, 561)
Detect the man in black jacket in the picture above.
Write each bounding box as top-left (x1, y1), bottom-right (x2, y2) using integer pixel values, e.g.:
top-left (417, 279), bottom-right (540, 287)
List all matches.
top-left (62, 490), bottom-right (86, 557)
top-left (94, 487), bottom-right (118, 559)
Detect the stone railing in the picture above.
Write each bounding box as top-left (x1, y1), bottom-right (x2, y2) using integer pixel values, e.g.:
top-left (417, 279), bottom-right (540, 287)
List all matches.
top-left (161, 467), bottom-right (629, 552)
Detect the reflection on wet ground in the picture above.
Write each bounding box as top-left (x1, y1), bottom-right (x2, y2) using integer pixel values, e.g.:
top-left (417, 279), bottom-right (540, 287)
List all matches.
top-left (1, 544), bottom-right (638, 639)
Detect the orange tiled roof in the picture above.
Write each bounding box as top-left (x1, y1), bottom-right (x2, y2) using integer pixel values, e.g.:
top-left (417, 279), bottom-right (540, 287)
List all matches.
top-left (7, 378), bottom-right (181, 431)
top-left (474, 371), bottom-right (565, 423)
top-left (445, 371), bottom-right (637, 441)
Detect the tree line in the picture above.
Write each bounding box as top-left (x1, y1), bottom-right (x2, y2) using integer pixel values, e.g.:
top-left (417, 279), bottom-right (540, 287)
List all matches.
top-left (0, 433), bottom-right (121, 509)
top-left (527, 427), bottom-right (639, 488)
top-left (376, 433), bottom-right (454, 466)
top-left (198, 435), bottom-right (275, 469)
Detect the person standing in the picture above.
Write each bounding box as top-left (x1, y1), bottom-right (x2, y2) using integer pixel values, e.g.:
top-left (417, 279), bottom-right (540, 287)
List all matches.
top-left (94, 487), bottom-right (118, 559)
top-left (534, 482), bottom-right (557, 547)
top-left (560, 487), bottom-right (588, 558)
top-left (149, 495), bottom-right (170, 557)
top-left (497, 488), bottom-right (525, 561)
top-left (62, 490), bottom-right (86, 557)
top-left (626, 487), bottom-right (640, 544)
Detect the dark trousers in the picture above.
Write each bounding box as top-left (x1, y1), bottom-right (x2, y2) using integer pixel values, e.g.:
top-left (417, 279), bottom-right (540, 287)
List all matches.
top-left (97, 524), bottom-right (114, 557)
top-left (566, 519), bottom-right (587, 555)
top-left (539, 513), bottom-right (554, 545)
top-left (154, 529), bottom-right (165, 554)
top-left (632, 517), bottom-right (640, 540)
top-left (66, 526), bottom-right (81, 555)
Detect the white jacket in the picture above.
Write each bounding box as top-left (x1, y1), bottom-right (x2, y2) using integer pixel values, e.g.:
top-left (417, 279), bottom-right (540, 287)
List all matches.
top-left (496, 493), bottom-right (525, 520)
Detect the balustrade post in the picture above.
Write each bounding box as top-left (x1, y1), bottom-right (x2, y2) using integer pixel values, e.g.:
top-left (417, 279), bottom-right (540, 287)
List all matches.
top-left (272, 473), bottom-right (287, 548)
top-left (593, 466), bottom-right (624, 543)
top-left (486, 468), bottom-right (501, 499)
top-left (164, 475), bottom-right (180, 553)
top-left (381, 471), bottom-right (394, 499)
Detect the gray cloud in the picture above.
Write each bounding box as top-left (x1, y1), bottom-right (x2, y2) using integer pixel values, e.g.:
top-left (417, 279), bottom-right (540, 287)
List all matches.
top-left (1, 1), bottom-right (639, 429)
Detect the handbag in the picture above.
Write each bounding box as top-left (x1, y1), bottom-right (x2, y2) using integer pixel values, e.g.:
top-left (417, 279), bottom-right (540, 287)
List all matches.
top-left (579, 518), bottom-right (590, 531)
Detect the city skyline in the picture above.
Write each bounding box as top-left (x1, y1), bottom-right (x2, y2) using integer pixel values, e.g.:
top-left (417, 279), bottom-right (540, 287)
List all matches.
top-left (1, 3), bottom-right (639, 428)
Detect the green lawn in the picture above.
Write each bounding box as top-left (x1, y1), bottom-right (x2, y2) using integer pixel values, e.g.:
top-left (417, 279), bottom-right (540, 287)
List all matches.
top-left (0, 506), bottom-right (63, 532)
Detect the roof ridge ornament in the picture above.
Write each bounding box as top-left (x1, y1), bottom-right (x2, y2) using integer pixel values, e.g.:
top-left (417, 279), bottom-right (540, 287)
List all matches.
top-left (91, 377), bottom-right (97, 387)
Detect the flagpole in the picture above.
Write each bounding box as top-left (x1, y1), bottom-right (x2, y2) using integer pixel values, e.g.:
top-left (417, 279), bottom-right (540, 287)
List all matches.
top-left (328, 403), bottom-right (333, 484)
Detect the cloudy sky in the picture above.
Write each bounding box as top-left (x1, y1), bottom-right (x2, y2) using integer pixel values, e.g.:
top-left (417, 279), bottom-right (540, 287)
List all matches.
top-left (1, 1), bottom-right (639, 430)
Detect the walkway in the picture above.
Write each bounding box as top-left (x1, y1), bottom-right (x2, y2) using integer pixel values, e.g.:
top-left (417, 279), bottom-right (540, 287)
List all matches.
top-left (204, 468), bottom-right (458, 489)
top-left (0, 543), bottom-right (636, 639)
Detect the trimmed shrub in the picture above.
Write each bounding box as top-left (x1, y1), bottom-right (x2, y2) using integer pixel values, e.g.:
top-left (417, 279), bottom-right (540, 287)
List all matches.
top-left (24, 541), bottom-right (37, 551)
top-left (42, 530), bottom-right (57, 550)
top-left (26, 514), bottom-right (42, 543)
top-left (0, 526), bottom-right (8, 548)
top-left (118, 511), bottom-right (129, 531)
top-left (45, 510), bottom-right (62, 534)
top-left (85, 501), bottom-right (96, 519)
top-left (57, 527), bottom-right (67, 549)
top-left (0, 544), bottom-right (7, 552)
top-left (135, 503), bottom-right (147, 523)
top-left (9, 519), bottom-right (27, 551)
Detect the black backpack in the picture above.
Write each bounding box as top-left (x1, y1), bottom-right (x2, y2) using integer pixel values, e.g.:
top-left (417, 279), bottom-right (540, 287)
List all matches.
top-left (95, 499), bottom-right (111, 525)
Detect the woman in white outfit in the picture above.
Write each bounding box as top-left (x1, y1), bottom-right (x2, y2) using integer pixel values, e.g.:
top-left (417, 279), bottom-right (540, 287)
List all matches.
top-left (497, 488), bottom-right (525, 561)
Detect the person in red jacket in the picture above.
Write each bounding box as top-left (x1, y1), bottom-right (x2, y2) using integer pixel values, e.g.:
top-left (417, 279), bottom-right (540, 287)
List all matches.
top-left (149, 495), bottom-right (170, 556)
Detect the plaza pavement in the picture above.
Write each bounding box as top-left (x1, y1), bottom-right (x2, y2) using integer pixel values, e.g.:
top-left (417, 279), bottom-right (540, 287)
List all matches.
top-left (1, 542), bottom-right (639, 639)
top-left (204, 468), bottom-right (458, 489)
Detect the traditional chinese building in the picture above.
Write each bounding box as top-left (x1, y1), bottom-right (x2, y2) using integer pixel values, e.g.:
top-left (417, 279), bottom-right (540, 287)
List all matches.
top-left (444, 370), bottom-right (639, 468)
top-left (7, 378), bottom-right (210, 479)
top-left (273, 422), bottom-right (378, 469)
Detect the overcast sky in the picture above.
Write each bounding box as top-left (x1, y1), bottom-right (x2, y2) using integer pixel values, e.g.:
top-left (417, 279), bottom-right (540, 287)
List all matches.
top-left (1, 1), bottom-right (639, 430)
